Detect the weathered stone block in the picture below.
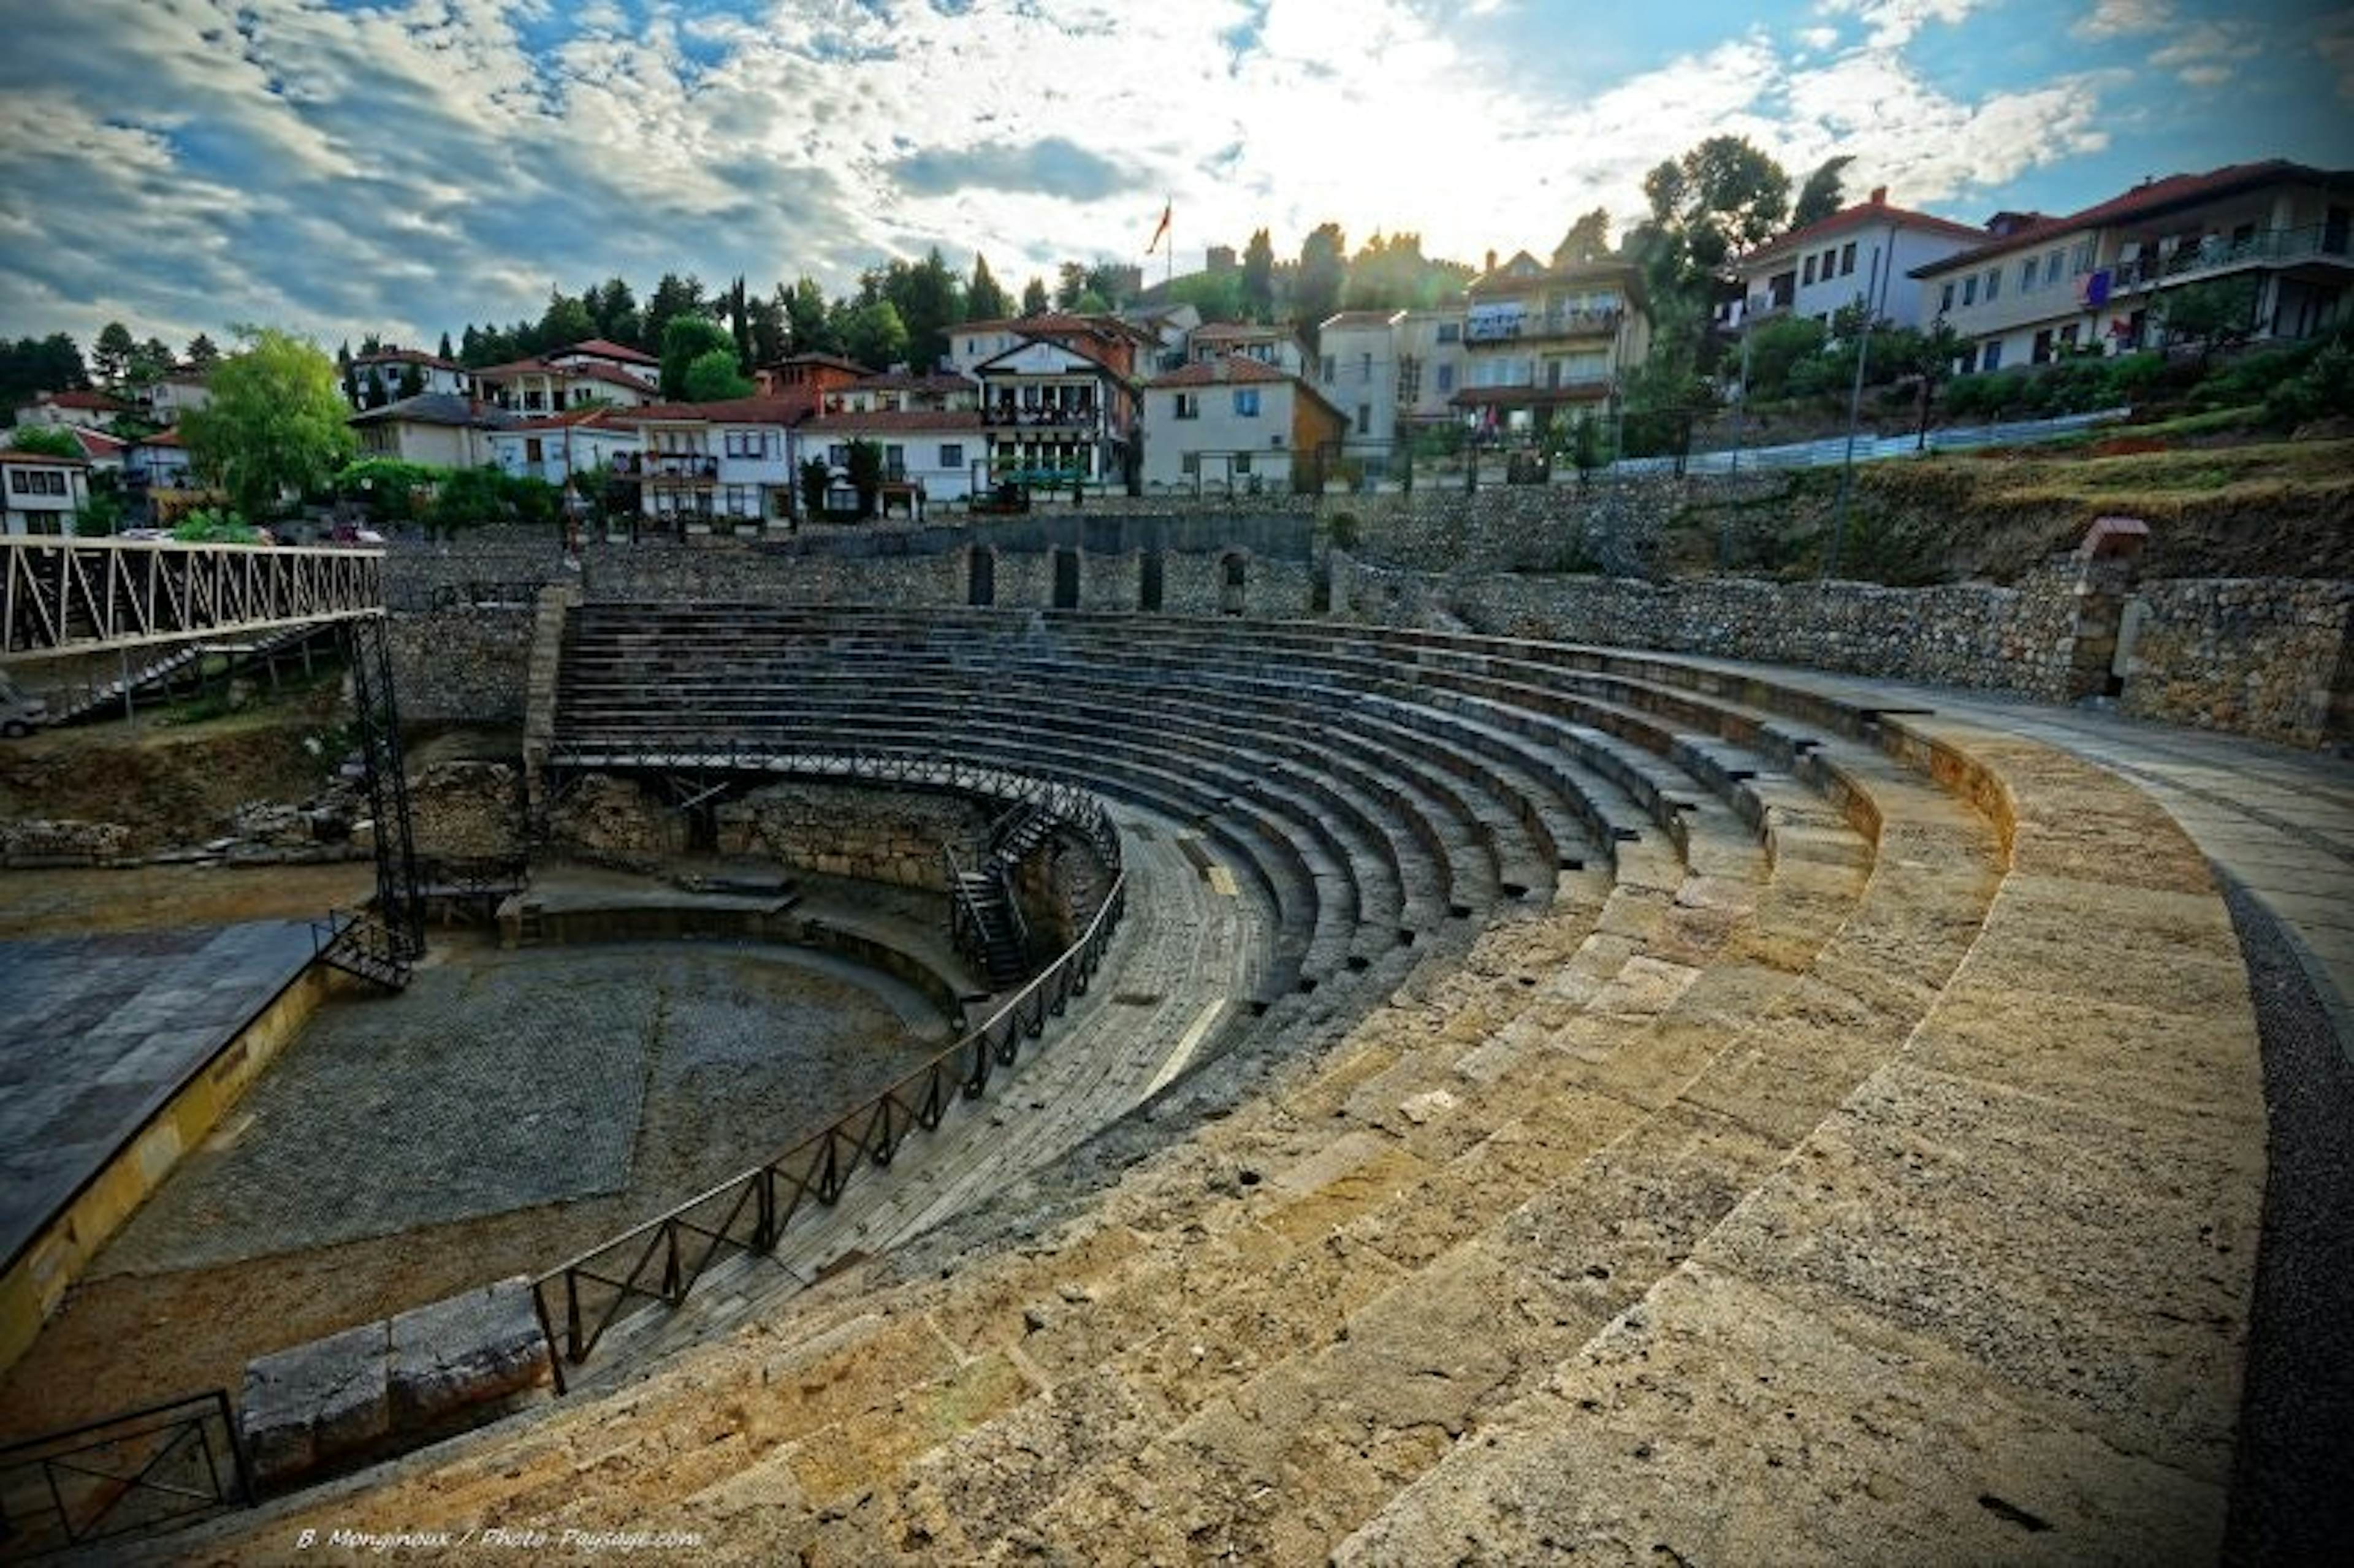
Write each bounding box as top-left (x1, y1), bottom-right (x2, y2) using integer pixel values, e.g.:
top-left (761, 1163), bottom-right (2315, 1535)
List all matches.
top-left (387, 1276), bottom-right (550, 1428)
top-left (239, 1319), bottom-right (390, 1488)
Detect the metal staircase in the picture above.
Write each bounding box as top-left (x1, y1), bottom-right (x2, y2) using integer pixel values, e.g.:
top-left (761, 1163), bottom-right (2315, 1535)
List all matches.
top-left (311, 908), bottom-right (413, 990)
top-left (947, 848), bottom-right (1030, 991)
top-left (44, 621), bottom-right (341, 727)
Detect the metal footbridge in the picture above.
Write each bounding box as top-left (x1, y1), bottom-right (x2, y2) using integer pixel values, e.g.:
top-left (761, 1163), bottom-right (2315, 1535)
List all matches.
top-left (1, 536), bottom-right (383, 662)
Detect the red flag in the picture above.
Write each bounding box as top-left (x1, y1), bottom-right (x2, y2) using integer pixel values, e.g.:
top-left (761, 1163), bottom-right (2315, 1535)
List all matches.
top-left (1146, 200), bottom-right (1171, 254)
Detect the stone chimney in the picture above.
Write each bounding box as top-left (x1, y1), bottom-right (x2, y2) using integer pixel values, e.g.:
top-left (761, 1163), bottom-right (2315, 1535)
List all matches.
top-left (1484, 248), bottom-right (1497, 275)
top-left (1870, 186), bottom-right (1887, 205)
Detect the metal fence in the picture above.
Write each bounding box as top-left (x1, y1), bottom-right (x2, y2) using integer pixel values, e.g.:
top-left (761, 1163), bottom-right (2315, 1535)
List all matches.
top-left (531, 869), bottom-right (1127, 1387)
top-left (528, 754), bottom-right (1125, 1385)
top-left (0, 1390), bottom-right (250, 1558)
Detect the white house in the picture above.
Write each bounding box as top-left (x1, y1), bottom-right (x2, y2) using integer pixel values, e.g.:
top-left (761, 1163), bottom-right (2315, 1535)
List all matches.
top-left (1731, 188), bottom-right (1986, 331)
top-left (1314, 310), bottom-right (1407, 444)
top-left (1914, 158), bottom-right (2353, 374)
top-left (620, 395), bottom-right (810, 533)
top-left (13, 390), bottom-right (134, 432)
top-left (825, 371), bottom-right (979, 415)
top-left (473, 338), bottom-right (660, 414)
top-left (124, 428), bottom-right (194, 493)
top-left (1184, 322), bottom-right (1315, 378)
top-left (345, 346), bottom-right (470, 408)
top-left (486, 406), bottom-right (642, 491)
top-left (799, 409), bottom-right (985, 505)
top-left (972, 335), bottom-right (1137, 487)
top-left (0, 450), bottom-right (89, 535)
top-left (347, 393), bottom-right (514, 468)
top-left (140, 368), bottom-right (213, 426)
top-left (1394, 307), bottom-right (1469, 430)
top-left (1138, 356), bottom-right (1347, 495)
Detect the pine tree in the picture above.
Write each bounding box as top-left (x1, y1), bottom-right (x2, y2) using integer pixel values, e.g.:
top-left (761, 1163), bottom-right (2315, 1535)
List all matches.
top-left (967, 253), bottom-right (1009, 322)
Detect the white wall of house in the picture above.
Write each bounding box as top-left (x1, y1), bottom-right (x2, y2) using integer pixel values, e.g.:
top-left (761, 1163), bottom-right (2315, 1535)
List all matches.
top-left (1314, 321), bottom-right (1403, 444)
top-left (799, 425), bottom-right (981, 502)
top-left (1140, 382), bottom-right (1299, 492)
top-left (354, 419), bottom-right (493, 468)
top-left (634, 421), bottom-right (794, 526)
top-left (488, 425), bottom-right (641, 488)
top-left (1, 459), bottom-right (88, 535)
top-left (12, 400), bottom-right (118, 432)
top-left (350, 360), bottom-right (467, 403)
top-left (949, 326), bottom-right (1027, 377)
top-left (125, 443), bottom-right (192, 490)
top-left (143, 377), bottom-right (212, 423)
top-left (1395, 310), bottom-right (1468, 424)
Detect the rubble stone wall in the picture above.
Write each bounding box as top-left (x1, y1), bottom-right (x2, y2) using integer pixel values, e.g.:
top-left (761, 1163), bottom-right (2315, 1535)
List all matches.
top-left (715, 783), bottom-right (992, 892)
top-left (2120, 578), bottom-right (2354, 748)
top-left (383, 608), bottom-right (533, 723)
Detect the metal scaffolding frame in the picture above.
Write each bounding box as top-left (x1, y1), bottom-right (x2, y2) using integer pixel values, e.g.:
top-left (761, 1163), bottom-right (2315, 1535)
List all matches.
top-left (0, 538), bottom-right (381, 663)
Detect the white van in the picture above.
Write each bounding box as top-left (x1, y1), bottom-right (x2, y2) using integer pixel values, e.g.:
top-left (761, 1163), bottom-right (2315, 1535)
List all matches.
top-left (1, 672), bottom-right (46, 738)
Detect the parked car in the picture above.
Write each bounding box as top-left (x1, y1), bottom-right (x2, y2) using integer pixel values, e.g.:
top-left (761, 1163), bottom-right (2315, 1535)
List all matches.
top-left (1, 674), bottom-right (46, 738)
top-left (329, 522), bottom-right (386, 546)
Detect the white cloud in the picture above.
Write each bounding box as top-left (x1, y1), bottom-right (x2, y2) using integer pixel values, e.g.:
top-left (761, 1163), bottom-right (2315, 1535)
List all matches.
top-left (0, 0), bottom-right (2132, 350)
top-left (2072, 0), bottom-right (2172, 40)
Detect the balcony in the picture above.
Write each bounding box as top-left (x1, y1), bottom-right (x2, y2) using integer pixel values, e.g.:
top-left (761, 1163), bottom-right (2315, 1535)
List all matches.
top-left (1464, 306), bottom-right (1623, 344)
top-left (611, 452), bottom-right (717, 482)
top-left (982, 403), bottom-right (1102, 433)
top-left (2106, 223), bottom-right (2353, 292)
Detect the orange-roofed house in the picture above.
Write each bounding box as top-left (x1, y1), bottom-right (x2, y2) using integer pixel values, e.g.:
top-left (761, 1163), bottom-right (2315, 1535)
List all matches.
top-left (1139, 356), bottom-right (1344, 494)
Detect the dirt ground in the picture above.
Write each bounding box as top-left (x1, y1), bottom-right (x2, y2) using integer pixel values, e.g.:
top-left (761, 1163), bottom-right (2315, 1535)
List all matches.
top-left (0, 862), bottom-right (375, 938)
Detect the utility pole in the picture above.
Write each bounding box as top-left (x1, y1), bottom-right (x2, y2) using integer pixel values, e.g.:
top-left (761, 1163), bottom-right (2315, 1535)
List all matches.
top-left (1826, 243), bottom-right (1886, 580)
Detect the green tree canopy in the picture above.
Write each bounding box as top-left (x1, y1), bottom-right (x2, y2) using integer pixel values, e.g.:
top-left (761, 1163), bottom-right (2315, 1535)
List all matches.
top-left (2158, 276), bottom-right (2261, 365)
top-left (967, 253), bottom-right (1010, 322)
top-left (682, 347), bottom-right (754, 401)
top-left (1552, 208), bottom-right (1613, 268)
top-left (1295, 223), bottom-right (1348, 337)
top-left (660, 314), bottom-right (737, 398)
top-left (9, 424), bottom-right (84, 458)
top-left (1020, 276), bottom-right (1051, 316)
top-left (185, 332), bottom-right (221, 369)
top-left (642, 272), bottom-right (706, 357)
top-left (94, 322), bottom-right (135, 386)
top-left (1242, 229), bottom-right (1276, 322)
top-left (783, 276), bottom-right (838, 356)
top-left (180, 327), bottom-right (356, 518)
top-left (839, 299), bottom-right (909, 370)
top-left (1791, 154), bottom-right (1856, 229)
top-left (538, 289), bottom-right (596, 349)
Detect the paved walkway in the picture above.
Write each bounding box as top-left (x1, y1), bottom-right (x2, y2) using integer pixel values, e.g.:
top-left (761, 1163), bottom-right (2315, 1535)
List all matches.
top-left (0, 921), bottom-right (318, 1271)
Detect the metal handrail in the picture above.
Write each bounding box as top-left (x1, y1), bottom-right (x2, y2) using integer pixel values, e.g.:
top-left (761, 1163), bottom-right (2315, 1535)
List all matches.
top-left (530, 868), bottom-right (1129, 1385)
top-left (0, 1388), bottom-right (250, 1555)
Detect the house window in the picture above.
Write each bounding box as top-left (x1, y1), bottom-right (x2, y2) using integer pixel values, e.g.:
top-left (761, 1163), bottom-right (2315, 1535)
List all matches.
top-left (1436, 322), bottom-right (1461, 344)
top-left (1840, 242), bottom-right (1857, 276)
top-left (1436, 363), bottom-right (1455, 393)
top-left (939, 443), bottom-right (963, 469)
top-left (1174, 393), bottom-right (1200, 421)
top-left (2071, 238), bottom-right (2097, 275)
top-left (1232, 389), bottom-right (1260, 417)
top-left (2021, 260), bottom-right (2038, 294)
top-left (7, 470), bottom-right (25, 493)
top-left (1983, 267), bottom-right (2000, 302)
top-left (525, 438), bottom-right (543, 462)
top-left (1360, 352), bottom-right (1373, 382)
top-left (884, 444), bottom-right (905, 479)
top-left (1321, 359), bottom-right (1334, 384)
top-left (1355, 403), bottom-right (1371, 435)
top-left (2044, 251), bottom-right (2065, 287)
top-left (1233, 452), bottom-right (1253, 476)
top-left (2032, 329), bottom-right (2054, 365)
top-left (827, 444), bottom-right (848, 466)
top-left (1180, 452), bottom-right (1199, 475)
top-left (1803, 254), bottom-right (1817, 286)
top-left (1940, 281), bottom-right (1955, 314)
top-left (1962, 275), bottom-right (1978, 306)
top-left (1982, 340), bottom-right (2003, 371)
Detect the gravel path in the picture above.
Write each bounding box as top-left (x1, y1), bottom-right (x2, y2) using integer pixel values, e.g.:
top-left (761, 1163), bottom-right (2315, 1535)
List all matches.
top-left (2221, 878), bottom-right (2354, 1567)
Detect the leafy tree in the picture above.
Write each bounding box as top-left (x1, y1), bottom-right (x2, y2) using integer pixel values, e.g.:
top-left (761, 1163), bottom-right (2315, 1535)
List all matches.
top-left (1166, 267), bottom-right (1247, 322)
top-left (682, 348), bottom-right (753, 401)
top-left (746, 289), bottom-right (788, 368)
top-left (94, 322), bottom-right (135, 386)
top-left (2, 333), bottom-right (90, 403)
top-left (397, 361), bottom-right (425, 398)
top-left (723, 275), bottom-right (753, 370)
top-left (798, 457), bottom-right (831, 519)
top-left (642, 272), bottom-right (706, 356)
top-left (124, 338), bottom-right (175, 389)
top-left (9, 425), bottom-right (83, 458)
top-left (180, 327), bottom-right (356, 519)
top-left (1081, 261), bottom-right (1136, 310)
top-left (884, 248), bottom-right (964, 367)
top-left (172, 507), bottom-right (258, 543)
top-left (1242, 229), bottom-right (1276, 322)
top-left (1344, 232), bottom-right (1458, 310)
top-left (659, 315), bottom-right (737, 398)
top-left (782, 276), bottom-right (837, 356)
top-left (2158, 276), bottom-right (2261, 367)
top-left (539, 289), bottom-right (596, 349)
top-left (1021, 276), bottom-right (1051, 316)
top-left (75, 473), bottom-right (126, 536)
top-left (435, 330), bottom-right (454, 361)
top-left (1905, 319), bottom-right (1965, 445)
top-left (1552, 208), bottom-right (1613, 268)
top-left (839, 299), bottom-right (908, 370)
top-left (1568, 412), bottom-right (1609, 483)
top-left (1640, 135), bottom-right (1791, 277)
top-left (1742, 314), bottom-right (1829, 400)
top-left (845, 438), bottom-right (884, 517)
top-left (1072, 289), bottom-right (1110, 314)
top-left (1791, 154), bottom-right (1856, 229)
top-left (1295, 223), bottom-right (1347, 337)
top-left (1053, 262), bottom-right (1088, 311)
top-left (587, 277), bottom-right (641, 345)
top-left (185, 333), bottom-right (221, 370)
top-left (967, 253), bottom-right (1009, 322)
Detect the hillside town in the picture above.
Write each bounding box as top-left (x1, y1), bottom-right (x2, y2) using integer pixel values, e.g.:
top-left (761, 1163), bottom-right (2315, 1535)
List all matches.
top-left (4, 150), bottom-right (2349, 542)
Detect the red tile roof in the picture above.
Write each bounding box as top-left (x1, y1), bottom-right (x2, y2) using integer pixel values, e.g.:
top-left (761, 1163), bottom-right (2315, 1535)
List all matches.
top-left (0, 447), bottom-right (88, 466)
top-left (142, 428), bottom-right (186, 448)
top-left (70, 428), bottom-right (126, 459)
top-left (471, 357), bottom-right (657, 395)
top-left (557, 337), bottom-right (659, 367)
top-left (26, 389), bottom-right (134, 412)
top-left (1736, 194), bottom-right (1986, 270)
top-left (1144, 355), bottom-right (1295, 390)
top-left (1911, 159), bottom-right (2352, 278)
top-left (352, 346), bottom-right (464, 371)
top-left (504, 406), bottom-right (633, 433)
top-left (802, 409), bottom-right (985, 434)
top-left (625, 392), bottom-right (821, 425)
top-left (843, 371), bottom-right (976, 393)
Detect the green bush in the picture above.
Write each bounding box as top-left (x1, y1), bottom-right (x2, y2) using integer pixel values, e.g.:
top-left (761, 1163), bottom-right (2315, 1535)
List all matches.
top-left (172, 508), bottom-right (257, 543)
top-left (334, 457), bottom-right (444, 521)
top-left (424, 466), bottom-right (561, 534)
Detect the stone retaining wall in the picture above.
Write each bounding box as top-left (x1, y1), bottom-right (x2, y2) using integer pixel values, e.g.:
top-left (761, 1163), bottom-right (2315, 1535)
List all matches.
top-left (383, 608), bottom-right (532, 723)
top-left (2120, 578), bottom-right (2354, 747)
top-left (715, 782), bottom-right (991, 893)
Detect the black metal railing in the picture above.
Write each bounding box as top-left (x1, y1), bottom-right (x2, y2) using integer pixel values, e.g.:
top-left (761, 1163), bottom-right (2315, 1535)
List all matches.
top-left (530, 869), bottom-right (1128, 1385)
top-left (0, 1390), bottom-right (250, 1558)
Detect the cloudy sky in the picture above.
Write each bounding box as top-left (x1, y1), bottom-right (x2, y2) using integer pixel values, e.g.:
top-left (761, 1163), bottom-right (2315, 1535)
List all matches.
top-left (1, 0), bottom-right (2346, 351)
